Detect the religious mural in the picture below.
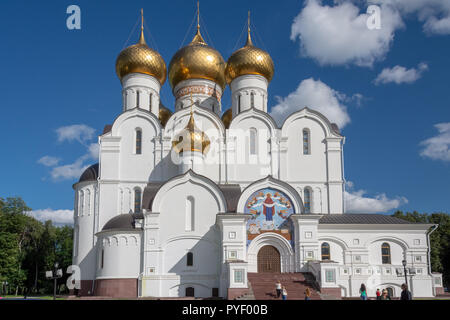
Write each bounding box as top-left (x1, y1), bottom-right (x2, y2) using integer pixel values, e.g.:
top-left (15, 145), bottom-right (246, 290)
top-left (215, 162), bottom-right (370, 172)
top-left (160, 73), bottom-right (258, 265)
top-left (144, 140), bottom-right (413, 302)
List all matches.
top-left (245, 188), bottom-right (295, 247)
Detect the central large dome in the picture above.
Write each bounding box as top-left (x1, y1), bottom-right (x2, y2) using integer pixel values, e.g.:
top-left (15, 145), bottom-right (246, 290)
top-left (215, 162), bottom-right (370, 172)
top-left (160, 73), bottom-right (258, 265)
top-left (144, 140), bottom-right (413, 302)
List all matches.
top-left (168, 29), bottom-right (226, 90)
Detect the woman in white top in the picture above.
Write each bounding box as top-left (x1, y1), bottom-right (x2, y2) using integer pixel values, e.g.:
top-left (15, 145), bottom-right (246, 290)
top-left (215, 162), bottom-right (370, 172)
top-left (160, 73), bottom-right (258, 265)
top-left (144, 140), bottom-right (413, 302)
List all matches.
top-left (282, 286), bottom-right (288, 300)
top-left (275, 281), bottom-right (282, 298)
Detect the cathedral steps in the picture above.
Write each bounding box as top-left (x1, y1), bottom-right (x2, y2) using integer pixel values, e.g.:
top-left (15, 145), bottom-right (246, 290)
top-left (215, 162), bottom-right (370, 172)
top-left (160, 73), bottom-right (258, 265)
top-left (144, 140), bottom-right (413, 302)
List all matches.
top-left (247, 273), bottom-right (322, 300)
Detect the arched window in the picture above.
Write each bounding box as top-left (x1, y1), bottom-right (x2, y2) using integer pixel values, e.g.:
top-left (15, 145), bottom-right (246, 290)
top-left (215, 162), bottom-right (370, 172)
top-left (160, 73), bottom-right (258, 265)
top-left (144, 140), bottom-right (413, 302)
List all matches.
top-left (321, 242), bottom-right (331, 261)
top-left (135, 129), bottom-right (142, 154)
top-left (250, 92), bottom-right (255, 108)
top-left (136, 90), bottom-right (140, 108)
top-left (100, 249), bottom-right (104, 269)
top-left (250, 128), bottom-right (257, 155)
top-left (186, 287), bottom-right (195, 297)
top-left (186, 197), bottom-right (194, 231)
top-left (303, 129), bottom-right (310, 155)
top-left (386, 287), bottom-right (394, 298)
top-left (187, 252), bottom-right (193, 267)
top-left (86, 189), bottom-right (91, 216)
top-left (149, 93), bottom-right (152, 110)
top-left (134, 188), bottom-right (142, 213)
top-left (381, 243), bottom-right (391, 264)
top-left (304, 188), bottom-right (312, 213)
top-left (79, 190), bottom-right (84, 216)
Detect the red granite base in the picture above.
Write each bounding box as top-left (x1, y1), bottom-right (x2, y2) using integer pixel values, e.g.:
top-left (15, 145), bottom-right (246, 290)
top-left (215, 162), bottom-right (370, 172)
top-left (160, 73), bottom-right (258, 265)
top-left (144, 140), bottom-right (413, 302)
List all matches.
top-left (321, 287), bottom-right (341, 299)
top-left (94, 278), bottom-right (138, 298)
top-left (228, 288), bottom-right (250, 300)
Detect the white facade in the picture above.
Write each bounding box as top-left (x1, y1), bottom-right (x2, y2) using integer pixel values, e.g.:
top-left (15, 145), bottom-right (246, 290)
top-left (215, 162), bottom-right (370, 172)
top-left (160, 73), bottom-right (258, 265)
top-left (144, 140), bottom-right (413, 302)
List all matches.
top-left (72, 40), bottom-right (441, 300)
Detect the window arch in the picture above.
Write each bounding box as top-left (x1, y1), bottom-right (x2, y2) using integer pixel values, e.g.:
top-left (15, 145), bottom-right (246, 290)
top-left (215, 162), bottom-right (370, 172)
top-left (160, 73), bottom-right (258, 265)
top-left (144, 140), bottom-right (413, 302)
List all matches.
top-left (136, 90), bottom-right (140, 108)
top-left (135, 129), bottom-right (142, 154)
top-left (186, 196), bottom-right (195, 231)
top-left (303, 129), bottom-right (311, 155)
top-left (187, 252), bottom-right (193, 266)
top-left (381, 243), bottom-right (391, 264)
top-left (134, 188), bottom-right (142, 213)
top-left (249, 128), bottom-right (257, 155)
top-left (250, 92), bottom-right (255, 108)
top-left (304, 188), bottom-right (312, 213)
top-left (321, 242), bottom-right (331, 261)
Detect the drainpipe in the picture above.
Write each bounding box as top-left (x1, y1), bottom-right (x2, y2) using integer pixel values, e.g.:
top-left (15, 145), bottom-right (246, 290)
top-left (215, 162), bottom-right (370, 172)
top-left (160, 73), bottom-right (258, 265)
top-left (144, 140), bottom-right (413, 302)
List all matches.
top-left (426, 224), bottom-right (438, 295)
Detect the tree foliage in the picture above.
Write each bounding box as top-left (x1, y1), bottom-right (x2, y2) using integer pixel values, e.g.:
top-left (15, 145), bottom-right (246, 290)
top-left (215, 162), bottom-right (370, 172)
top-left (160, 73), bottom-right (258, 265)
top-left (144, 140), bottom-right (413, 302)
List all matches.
top-left (0, 197), bottom-right (73, 295)
top-left (393, 210), bottom-right (450, 287)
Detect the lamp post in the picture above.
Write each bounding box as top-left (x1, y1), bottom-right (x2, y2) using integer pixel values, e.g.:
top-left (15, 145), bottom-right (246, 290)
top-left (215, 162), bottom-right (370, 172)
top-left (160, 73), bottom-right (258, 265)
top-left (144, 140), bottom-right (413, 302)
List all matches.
top-left (46, 262), bottom-right (63, 300)
top-left (402, 259), bottom-right (408, 289)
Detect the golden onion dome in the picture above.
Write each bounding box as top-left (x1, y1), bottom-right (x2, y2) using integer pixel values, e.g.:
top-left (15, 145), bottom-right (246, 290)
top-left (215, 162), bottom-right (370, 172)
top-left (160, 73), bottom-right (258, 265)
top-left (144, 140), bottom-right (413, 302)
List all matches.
top-left (116, 21), bottom-right (167, 85)
top-left (159, 104), bottom-right (172, 127)
top-left (172, 110), bottom-right (211, 155)
top-left (225, 27), bottom-right (274, 84)
top-left (221, 108), bottom-right (232, 129)
top-left (168, 28), bottom-right (226, 90)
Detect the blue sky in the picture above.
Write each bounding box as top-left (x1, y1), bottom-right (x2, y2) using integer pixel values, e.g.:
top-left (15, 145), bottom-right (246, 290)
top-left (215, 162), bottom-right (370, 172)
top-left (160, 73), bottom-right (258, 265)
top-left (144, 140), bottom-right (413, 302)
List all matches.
top-left (0, 0), bottom-right (448, 224)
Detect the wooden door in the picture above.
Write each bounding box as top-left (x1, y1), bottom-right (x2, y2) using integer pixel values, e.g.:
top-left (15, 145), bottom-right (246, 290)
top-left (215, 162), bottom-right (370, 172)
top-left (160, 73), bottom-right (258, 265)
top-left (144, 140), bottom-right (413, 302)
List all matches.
top-left (257, 245), bottom-right (281, 273)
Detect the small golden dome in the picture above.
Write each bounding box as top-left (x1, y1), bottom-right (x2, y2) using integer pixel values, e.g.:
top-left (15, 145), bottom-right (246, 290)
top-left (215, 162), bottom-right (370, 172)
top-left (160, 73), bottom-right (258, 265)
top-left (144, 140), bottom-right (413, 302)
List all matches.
top-left (116, 20), bottom-right (167, 84)
top-left (172, 111), bottom-right (211, 155)
top-left (159, 104), bottom-right (172, 127)
top-left (221, 108), bottom-right (232, 129)
top-left (225, 26), bottom-right (274, 84)
top-left (168, 28), bottom-right (226, 90)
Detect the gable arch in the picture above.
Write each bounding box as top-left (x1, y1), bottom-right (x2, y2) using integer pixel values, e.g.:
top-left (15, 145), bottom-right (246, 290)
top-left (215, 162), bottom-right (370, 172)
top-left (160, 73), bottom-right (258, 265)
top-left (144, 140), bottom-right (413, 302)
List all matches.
top-left (237, 175), bottom-right (304, 213)
top-left (110, 107), bottom-right (162, 137)
top-left (230, 108), bottom-right (278, 135)
top-left (281, 107), bottom-right (342, 138)
top-left (151, 170), bottom-right (227, 213)
top-left (163, 105), bottom-right (225, 140)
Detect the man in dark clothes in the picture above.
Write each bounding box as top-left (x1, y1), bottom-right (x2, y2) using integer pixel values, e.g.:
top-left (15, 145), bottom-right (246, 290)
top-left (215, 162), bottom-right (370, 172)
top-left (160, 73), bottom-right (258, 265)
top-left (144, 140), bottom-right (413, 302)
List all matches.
top-left (400, 284), bottom-right (412, 300)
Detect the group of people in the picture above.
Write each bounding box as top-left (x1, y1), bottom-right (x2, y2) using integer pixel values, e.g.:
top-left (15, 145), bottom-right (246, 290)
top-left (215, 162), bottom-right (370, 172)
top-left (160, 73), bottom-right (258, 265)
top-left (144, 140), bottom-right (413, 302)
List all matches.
top-left (359, 283), bottom-right (412, 300)
top-left (275, 280), bottom-right (312, 300)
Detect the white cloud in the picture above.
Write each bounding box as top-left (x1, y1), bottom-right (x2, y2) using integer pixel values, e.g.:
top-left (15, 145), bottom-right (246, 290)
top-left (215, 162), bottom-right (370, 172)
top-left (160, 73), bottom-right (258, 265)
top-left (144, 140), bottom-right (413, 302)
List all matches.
top-left (373, 0), bottom-right (450, 35)
top-left (374, 62), bottom-right (428, 84)
top-left (270, 78), bottom-right (352, 128)
top-left (27, 209), bottom-right (74, 226)
top-left (345, 181), bottom-right (408, 213)
top-left (37, 155), bottom-right (61, 167)
top-left (420, 122), bottom-right (450, 162)
top-left (290, 0), bottom-right (403, 67)
top-left (56, 124), bottom-right (95, 144)
top-left (88, 143), bottom-right (100, 160)
top-left (50, 156), bottom-right (89, 181)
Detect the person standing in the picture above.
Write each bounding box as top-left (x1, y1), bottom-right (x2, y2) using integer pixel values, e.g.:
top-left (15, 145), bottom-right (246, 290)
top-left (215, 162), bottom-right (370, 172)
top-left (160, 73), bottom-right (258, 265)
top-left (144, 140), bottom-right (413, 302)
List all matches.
top-left (400, 284), bottom-right (412, 300)
top-left (305, 287), bottom-right (311, 300)
top-left (275, 281), bottom-right (282, 298)
top-left (282, 286), bottom-right (288, 300)
top-left (380, 289), bottom-right (391, 300)
top-left (376, 288), bottom-right (381, 300)
top-left (359, 284), bottom-right (367, 300)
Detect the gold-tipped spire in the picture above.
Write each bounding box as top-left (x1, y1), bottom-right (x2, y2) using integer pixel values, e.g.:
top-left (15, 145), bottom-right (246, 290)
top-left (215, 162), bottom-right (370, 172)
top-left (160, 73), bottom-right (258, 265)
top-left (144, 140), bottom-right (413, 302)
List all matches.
top-left (192, 1), bottom-right (206, 44)
top-left (139, 8), bottom-right (146, 45)
top-left (246, 11), bottom-right (253, 46)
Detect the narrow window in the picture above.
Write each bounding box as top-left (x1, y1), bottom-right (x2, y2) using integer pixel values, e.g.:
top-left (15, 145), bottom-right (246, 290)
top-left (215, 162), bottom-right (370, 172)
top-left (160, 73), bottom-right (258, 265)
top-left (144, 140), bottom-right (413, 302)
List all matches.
top-left (149, 93), bottom-right (152, 110)
top-left (238, 95), bottom-right (241, 113)
top-left (186, 197), bottom-right (194, 231)
top-left (303, 129), bottom-right (310, 155)
top-left (304, 188), bottom-right (312, 213)
top-left (186, 287), bottom-right (195, 297)
top-left (79, 190), bottom-right (84, 216)
top-left (250, 92), bottom-right (255, 108)
top-left (187, 252), bottom-right (193, 266)
top-left (321, 242), bottom-right (331, 261)
top-left (101, 249), bottom-right (104, 269)
top-left (135, 129), bottom-right (142, 154)
top-left (249, 128), bottom-right (257, 155)
top-left (134, 188), bottom-right (142, 213)
top-left (381, 243), bottom-right (391, 264)
top-left (212, 288), bottom-right (219, 297)
top-left (136, 91), bottom-right (140, 108)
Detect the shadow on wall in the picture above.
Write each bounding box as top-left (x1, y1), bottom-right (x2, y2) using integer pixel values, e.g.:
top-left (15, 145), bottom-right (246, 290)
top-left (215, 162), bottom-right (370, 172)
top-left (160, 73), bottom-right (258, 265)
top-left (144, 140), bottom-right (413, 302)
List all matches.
top-left (166, 225), bottom-right (222, 298)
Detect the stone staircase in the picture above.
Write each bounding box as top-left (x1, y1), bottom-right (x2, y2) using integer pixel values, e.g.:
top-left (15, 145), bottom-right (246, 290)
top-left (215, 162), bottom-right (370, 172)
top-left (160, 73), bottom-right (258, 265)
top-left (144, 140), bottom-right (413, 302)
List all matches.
top-left (247, 273), bottom-right (322, 300)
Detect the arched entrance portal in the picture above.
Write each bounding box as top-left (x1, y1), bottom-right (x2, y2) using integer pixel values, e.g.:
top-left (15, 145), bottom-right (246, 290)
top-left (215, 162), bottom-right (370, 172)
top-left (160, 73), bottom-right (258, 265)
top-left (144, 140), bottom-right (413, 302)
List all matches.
top-left (257, 245), bottom-right (281, 273)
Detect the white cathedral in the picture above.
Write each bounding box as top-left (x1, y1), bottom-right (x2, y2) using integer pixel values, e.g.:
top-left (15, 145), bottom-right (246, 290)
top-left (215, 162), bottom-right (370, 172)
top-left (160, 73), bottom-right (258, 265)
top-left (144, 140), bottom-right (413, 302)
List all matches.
top-left (71, 10), bottom-right (444, 299)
